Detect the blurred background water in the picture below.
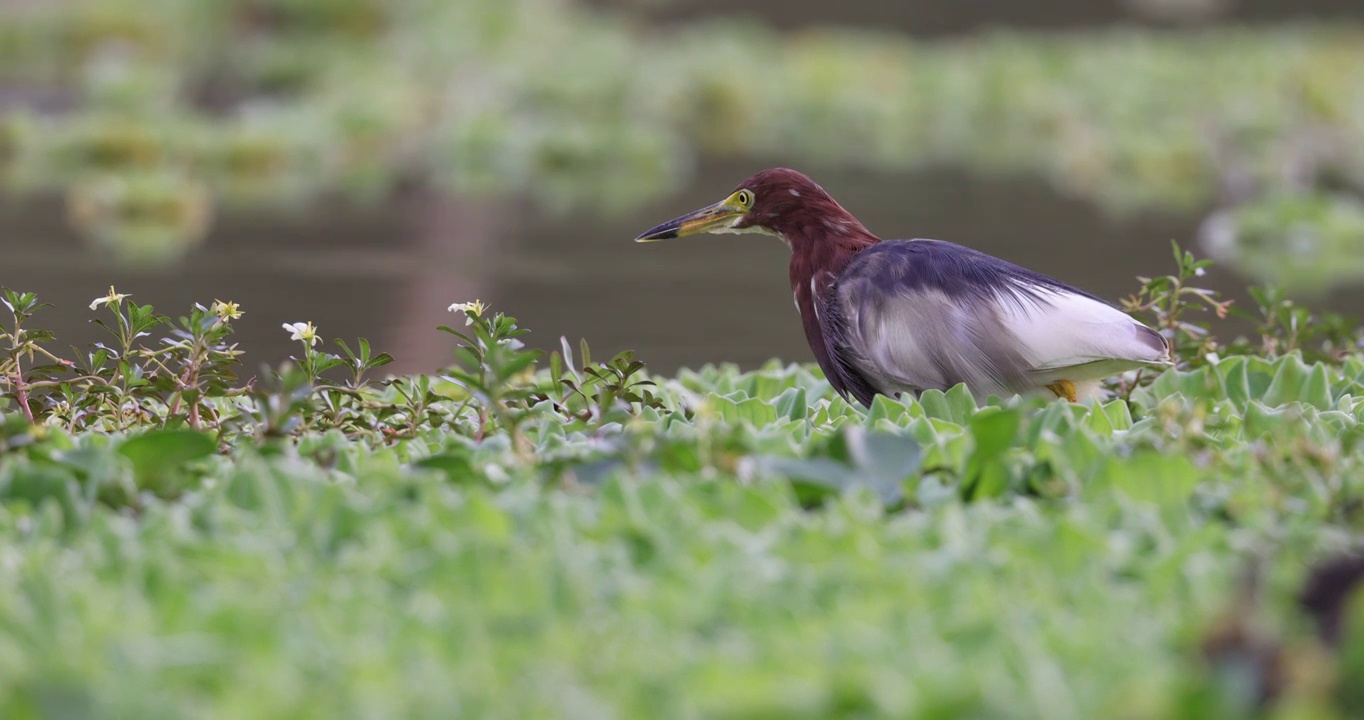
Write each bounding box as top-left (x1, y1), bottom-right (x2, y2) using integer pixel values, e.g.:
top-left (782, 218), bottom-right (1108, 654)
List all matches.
top-left (2, 0), bottom-right (1363, 374)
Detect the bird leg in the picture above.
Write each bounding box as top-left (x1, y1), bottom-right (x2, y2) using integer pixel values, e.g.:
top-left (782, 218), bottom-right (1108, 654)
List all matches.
top-left (1047, 380), bottom-right (1077, 403)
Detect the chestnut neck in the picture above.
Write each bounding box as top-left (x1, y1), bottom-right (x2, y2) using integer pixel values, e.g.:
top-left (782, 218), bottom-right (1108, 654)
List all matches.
top-left (779, 206), bottom-right (879, 294)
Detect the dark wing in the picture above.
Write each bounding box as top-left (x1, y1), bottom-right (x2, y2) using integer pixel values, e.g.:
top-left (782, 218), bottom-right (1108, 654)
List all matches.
top-left (797, 277), bottom-right (881, 406)
top-left (813, 296), bottom-right (882, 406)
top-left (826, 239), bottom-right (1169, 399)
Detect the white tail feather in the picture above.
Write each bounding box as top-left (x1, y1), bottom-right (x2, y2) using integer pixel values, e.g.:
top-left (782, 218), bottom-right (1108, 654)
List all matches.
top-left (999, 286), bottom-right (1168, 375)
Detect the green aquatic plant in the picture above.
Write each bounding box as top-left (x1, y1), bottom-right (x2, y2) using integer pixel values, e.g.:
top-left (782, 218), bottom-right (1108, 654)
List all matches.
top-left (2, 249), bottom-right (1364, 716)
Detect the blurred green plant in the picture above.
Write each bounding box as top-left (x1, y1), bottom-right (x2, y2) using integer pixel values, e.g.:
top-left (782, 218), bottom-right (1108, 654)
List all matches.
top-left (1, 258), bottom-right (1364, 715)
top-left (1202, 193), bottom-right (1364, 294)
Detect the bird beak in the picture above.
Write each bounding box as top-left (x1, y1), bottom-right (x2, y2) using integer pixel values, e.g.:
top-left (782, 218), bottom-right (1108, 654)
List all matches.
top-left (634, 195), bottom-right (746, 242)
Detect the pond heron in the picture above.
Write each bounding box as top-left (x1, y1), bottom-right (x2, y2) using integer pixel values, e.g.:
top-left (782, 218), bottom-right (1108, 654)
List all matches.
top-left (635, 168), bottom-right (1171, 406)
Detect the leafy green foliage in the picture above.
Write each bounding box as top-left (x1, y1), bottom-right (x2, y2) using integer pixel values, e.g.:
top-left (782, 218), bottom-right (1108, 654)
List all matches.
top-left (1123, 241), bottom-right (1232, 363)
top-left (117, 429), bottom-right (216, 497)
top-left (1228, 286), bottom-right (1363, 364)
top-left (1122, 243), bottom-right (1364, 380)
top-left (2, 261), bottom-right (1364, 717)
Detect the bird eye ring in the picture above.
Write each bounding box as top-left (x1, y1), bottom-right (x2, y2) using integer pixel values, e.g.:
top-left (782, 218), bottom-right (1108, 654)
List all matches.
top-left (736, 190), bottom-right (753, 208)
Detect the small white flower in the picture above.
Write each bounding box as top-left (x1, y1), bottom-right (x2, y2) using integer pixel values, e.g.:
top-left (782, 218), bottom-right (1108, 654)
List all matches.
top-left (89, 285), bottom-right (130, 311)
top-left (211, 299), bottom-right (243, 321)
top-left (282, 321), bottom-right (320, 346)
top-left (447, 299), bottom-right (488, 326)
top-left (1194, 267), bottom-right (1206, 277)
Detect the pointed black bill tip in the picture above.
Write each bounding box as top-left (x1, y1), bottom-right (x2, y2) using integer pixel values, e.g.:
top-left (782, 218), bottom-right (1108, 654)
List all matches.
top-left (634, 219), bottom-right (680, 243)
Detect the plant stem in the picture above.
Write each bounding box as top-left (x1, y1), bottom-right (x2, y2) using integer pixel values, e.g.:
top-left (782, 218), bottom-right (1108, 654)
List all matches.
top-left (11, 355), bottom-right (34, 424)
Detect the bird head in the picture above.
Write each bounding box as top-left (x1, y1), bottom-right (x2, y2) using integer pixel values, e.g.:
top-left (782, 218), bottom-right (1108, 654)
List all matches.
top-left (634, 168), bottom-right (848, 243)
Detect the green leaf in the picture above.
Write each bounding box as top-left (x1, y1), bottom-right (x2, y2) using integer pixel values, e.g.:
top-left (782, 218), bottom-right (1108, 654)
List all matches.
top-left (713, 394), bottom-right (778, 426)
top-left (436, 325), bottom-right (474, 344)
top-left (1085, 405), bottom-right (1116, 435)
top-left (762, 456), bottom-right (856, 506)
top-left (0, 462), bottom-right (86, 528)
top-left (1215, 357), bottom-right (1251, 407)
top-left (774, 386), bottom-right (807, 421)
top-left (866, 394), bottom-right (910, 426)
top-left (413, 453), bottom-right (481, 484)
top-left (1263, 354), bottom-right (1309, 407)
top-left (750, 371), bottom-right (795, 401)
top-left (826, 427), bottom-right (922, 504)
top-left (1103, 451), bottom-right (1198, 507)
top-left (1301, 362), bottom-right (1333, 409)
top-left (760, 428), bottom-right (920, 506)
top-left (1243, 357), bottom-right (1277, 398)
top-left (962, 407), bottom-right (1020, 501)
top-left (1243, 401), bottom-right (1293, 439)
top-left (116, 430), bottom-right (216, 496)
top-left (917, 390), bottom-right (951, 421)
top-left (944, 384), bottom-right (978, 421)
top-left (463, 491), bottom-right (512, 545)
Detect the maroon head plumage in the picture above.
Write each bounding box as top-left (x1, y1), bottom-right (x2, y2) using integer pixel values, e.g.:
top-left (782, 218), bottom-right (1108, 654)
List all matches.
top-left (634, 167), bottom-right (880, 392)
top-left (635, 169), bottom-right (878, 284)
top-left (637, 168), bottom-right (877, 250)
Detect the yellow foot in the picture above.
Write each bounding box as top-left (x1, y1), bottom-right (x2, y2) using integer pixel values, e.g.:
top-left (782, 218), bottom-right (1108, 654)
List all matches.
top-left (1046, 380), bottom-right (1077, 403)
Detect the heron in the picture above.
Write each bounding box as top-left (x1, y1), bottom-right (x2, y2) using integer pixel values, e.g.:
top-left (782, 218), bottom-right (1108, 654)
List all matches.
top-left (635, 168), bottom-right (1171, 406)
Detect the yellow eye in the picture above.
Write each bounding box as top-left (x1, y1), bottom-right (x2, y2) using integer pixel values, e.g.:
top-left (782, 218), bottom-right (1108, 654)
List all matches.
top-left (736, 190), bottom-right (753, 208)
